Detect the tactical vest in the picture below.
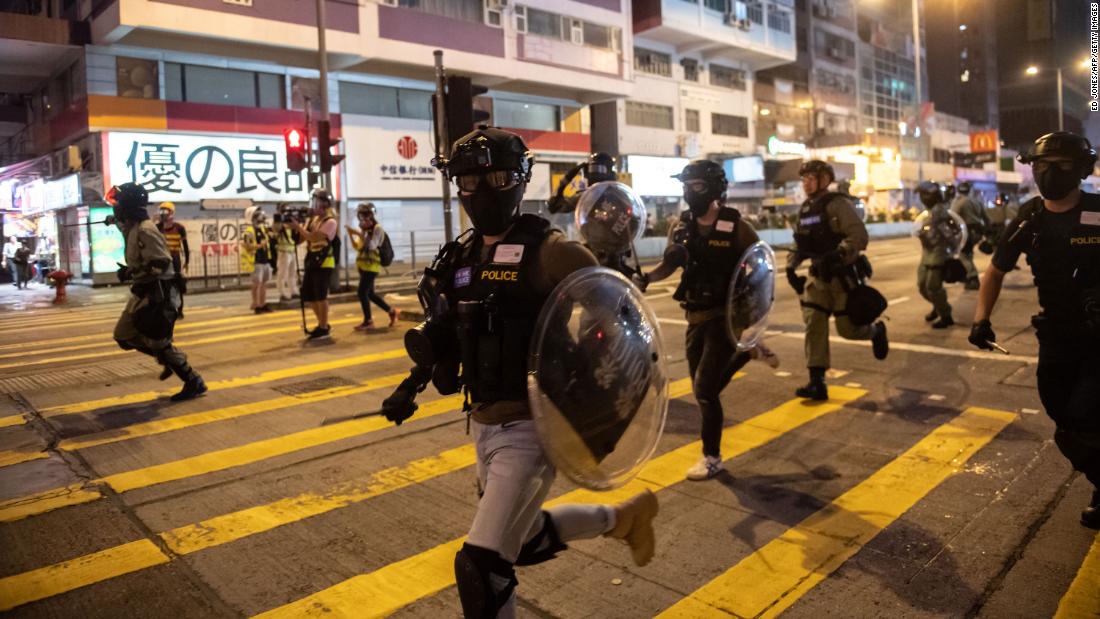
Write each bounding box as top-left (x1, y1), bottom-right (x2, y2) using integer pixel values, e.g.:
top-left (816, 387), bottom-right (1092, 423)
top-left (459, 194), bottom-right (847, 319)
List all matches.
top-left (793, 192), bottom-right (847, 257)
top-left (275, 227), bottom-right (296, 253)
top-left (158, 222), bottom-right (185, 255)
top-left (673, 206), bottom-right (743, 311)
top-left (1018, 194), bottom-right (1100, 323)
top-left (253, 225), bottom-right (272, 264)
top-left (446, 214), bottom-right (551, 403)
top-left (305, 216), bottom-right (336, 270)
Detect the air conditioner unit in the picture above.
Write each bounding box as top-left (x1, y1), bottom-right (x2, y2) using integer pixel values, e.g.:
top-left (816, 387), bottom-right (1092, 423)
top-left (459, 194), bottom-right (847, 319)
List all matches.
top-left (738, 19), bottom-right (752, 30)
top-left (381, 0), bottom-right (397, 5)
top-left (486, 0), bottom-right (506, 8)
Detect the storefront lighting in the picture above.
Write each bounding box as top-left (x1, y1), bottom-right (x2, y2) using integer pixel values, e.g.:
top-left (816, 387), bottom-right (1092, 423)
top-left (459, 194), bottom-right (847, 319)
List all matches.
top-left (760, 108), bottom-right (771, 116)
top-left (958, 24), bottom-right (967, 31)
top-left (1025, 65), bottom-right (1039, 76)
top-left (898, 121), bottom-right (907, 135)
top-left (865, 127), bottom-right (875, 134)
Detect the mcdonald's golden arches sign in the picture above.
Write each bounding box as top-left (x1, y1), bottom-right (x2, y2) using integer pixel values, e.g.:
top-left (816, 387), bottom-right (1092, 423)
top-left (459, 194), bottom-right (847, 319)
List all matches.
top-left (970, 130), bottom-right (998, 154)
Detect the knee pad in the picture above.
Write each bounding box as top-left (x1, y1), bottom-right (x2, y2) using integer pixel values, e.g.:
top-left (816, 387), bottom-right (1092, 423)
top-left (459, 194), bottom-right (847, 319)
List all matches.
top-left (454, 543), bottom-right (517, 619)
top-left (515, 511), bottom-right (568, 566)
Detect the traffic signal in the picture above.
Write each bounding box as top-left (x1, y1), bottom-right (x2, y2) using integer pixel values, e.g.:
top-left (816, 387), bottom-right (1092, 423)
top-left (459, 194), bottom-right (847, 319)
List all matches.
top-left (318, 120), bottom-right (345, 173)
top-left (444, 75), bottom-right (491, 148)
top-left (284, 127), bottom-right (307, 172)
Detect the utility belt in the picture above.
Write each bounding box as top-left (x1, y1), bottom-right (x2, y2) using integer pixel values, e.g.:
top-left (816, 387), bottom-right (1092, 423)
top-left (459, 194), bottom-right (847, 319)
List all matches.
top-left (455, 295), bottom-right (531, 404)
top-left (130, 277), bottom-right (183, 340)
top-left (808, 254), bottom-right (873, 287)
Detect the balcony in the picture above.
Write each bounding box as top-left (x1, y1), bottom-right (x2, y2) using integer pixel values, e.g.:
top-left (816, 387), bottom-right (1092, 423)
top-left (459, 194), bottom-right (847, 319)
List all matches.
top-left (633, 0), bottom-right (796, 71)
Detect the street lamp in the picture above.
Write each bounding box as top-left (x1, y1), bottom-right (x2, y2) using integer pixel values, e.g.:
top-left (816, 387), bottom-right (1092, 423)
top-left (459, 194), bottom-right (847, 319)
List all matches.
top-left (1024, 59), bottom-right (1090, 132)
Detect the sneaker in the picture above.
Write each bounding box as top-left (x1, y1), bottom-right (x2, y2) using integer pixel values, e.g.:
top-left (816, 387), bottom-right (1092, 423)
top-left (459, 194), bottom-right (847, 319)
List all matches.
top-left (871, 321), bottom-right (889, 360)
top-left (170, 376), bottom-right (207, 401)
top-left (354, 321), bottom-right (374, 332)
top-left (259, 305), bottom-right (274, 313)
top-left (924, 310), bottom-right (938, 322)
top-left (388, 307), bottom-right (401, 327)
top-left (795, 380), bottom-right (829, 401)
top-left (750, 342), bottom-right (780, 369)
top-left (686, 455), bottom-right (724, 481)
top-left (253, 308), bottom-right (264, 315)
top-left (604, 489), bottom-right (659, 566)
top-left (1082, 488), bottom-right (1100, 529)
top-left (307, 326), bottom-right (332, 341)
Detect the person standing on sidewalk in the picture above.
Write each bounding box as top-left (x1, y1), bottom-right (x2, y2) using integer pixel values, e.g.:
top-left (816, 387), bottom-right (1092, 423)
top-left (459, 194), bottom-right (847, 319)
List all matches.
top-left (3, 236), bottom-right (21, 288)
top-left (155, 202), bottom-right (189, 276)
top-left (292, 189), bottom-right (338, 341)
top-left (272, 203), bottom-right (299, 302)
top-left (242, 206), bottom-right (275, 314)
top-left (346, 202), bottom-right (398, 331)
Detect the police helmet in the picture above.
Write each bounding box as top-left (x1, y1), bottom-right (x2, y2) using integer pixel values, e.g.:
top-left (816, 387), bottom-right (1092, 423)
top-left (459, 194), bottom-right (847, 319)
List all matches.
top-left (672, 159), bottom-right (726, 184)
top-left (957, 181), bottom-right (973, 195)
top-left (105, 182), bottom-right (150, 222)
top-left (944, 183), bottom-right (957, 202)
top-left (585, 152), bottom-right (617, 183)
top-left (1017, 131), bottom-right (1099, 177)
top-left (916, 181), bottom-right (944, 208)
top-left (441, 126), bottom-right (533, 187)
top-left (310, 187), bottom-right (334, 211)
top-left (799, 159), bottom-right (835, 183)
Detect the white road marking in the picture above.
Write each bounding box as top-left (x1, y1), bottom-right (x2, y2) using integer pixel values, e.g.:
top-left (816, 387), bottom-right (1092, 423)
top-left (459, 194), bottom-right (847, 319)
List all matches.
top-left (826, 369), bottom-right (850, 379)
top-left (1020, 408), bottom-right (1040, 415)
top-left (887, 296), bottom-right (911, 306)
top-left (844, 382), bottom-right (862, 388)
top-left (764, 329), bottom-right (1038, 364)
top-left (774, 371), bottom-right (792, 377)
top-left (659, 318), bottom-right (690, 326)
top-left (928, 394), bottom-right (946, 401)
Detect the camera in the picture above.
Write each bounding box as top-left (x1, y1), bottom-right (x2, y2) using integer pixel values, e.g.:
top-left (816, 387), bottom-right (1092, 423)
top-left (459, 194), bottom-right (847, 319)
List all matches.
top-left (273, 206), bottom-right (310, 224)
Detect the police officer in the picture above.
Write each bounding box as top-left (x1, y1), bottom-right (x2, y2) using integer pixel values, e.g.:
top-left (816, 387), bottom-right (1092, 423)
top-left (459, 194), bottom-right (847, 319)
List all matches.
top-left (108, 183), bottom-right (206, 401)
top-left (641, 159), bottom-right (768, 480)
top-left (383, 128), bottom-right (659, 618)
top-left (154, 202), bottom-right (189, 276)
top-left (786, 160), bottom-right (889, 401)
top-left (547, 151), bottom-right (617, 214)
top-left (915, 181), bottom-right (956, 328)
top-left (970, 131), bottom-right (1100, 529)
top-left (951, 180), bottom-right (989, 289)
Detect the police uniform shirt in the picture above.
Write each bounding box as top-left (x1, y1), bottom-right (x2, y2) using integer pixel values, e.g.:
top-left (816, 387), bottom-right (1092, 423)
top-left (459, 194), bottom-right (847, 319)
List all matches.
top-left (787, 194), bottom-right (869, 270)
top-left (666, 215), bottom-right (760, 324)
top-left (471, 231), bottom-right (598, 426)
top-left (125, 220), bottom-right (173, 284)
top-left (992, 199), bottom-right (1085, 322)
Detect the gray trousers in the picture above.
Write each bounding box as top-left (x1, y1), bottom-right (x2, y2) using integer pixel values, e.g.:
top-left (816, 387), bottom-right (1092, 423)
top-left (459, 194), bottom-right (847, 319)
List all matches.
top-left (917, 264), bottom-right (950, 317)
top-left (468, 419), bottom-right (615, 618)
top-left (113, 292), bottom-right (190, 374)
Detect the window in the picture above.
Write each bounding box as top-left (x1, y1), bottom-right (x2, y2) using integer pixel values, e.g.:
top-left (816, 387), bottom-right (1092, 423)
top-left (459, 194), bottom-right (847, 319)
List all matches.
top-left (634, 47), bottom-right (672, 77)
top-left (258, 73), bottom-right (285, 109)
top-left (117, 57), bottom-right (158, 100)
top-left (527, 7), bottom-right (562, 38)
top-left (767, 9), bottom-right (791, 33)
top-left (518, 6), bottom-right (619, 50)
top-left (164, 63), bottom-right (285, 109)
top-left (493, 99), bottom-right (559, 131)
top-left (583, 21), bottom-right (611, 49)
top-left (681, 58), bottom-right (699, 82)
top-left (339, 82), bottom-right (431, 119)
top-left (625, 101), bottom-right (674, 129)
top-left (390, 0), bottom-right (482, 23)
top-left (704, 0), bottom-right (726, 10)
top-left (685, 109), bottom-right (700, 132)
top-left (710, 64), bottom-right (746, 90)
top-left (711, 112), bottom-right (749, 137)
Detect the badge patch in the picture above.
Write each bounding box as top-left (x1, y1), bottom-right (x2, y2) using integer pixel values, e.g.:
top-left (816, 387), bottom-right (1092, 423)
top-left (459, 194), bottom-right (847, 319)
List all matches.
top-left (454, 267), bottom-right (472, 288)
top-left (1081, 211), bottom-right (1100, 226)
top-left (716, 220), bottom-right (735, 233)
top-left (800, 215), bottom-right (822, 226)
top-left (494, 244), bottom-right (525, 264)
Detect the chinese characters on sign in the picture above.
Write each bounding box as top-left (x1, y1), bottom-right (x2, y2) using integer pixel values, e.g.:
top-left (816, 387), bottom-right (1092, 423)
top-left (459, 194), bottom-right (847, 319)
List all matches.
top-left (109, 132), bottom-right (311, 202)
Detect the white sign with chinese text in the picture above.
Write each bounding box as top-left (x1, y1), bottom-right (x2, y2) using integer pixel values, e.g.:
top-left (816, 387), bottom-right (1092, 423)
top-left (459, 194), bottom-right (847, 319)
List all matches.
top-left (106, 132), bottom-right (310, 203)
top-left (342, 115), bottom-right (442, 199)
top-left (44, 174), bottom-right (82, 211)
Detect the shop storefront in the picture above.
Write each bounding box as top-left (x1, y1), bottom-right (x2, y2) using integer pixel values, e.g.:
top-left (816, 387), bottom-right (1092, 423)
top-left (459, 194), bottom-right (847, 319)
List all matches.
top-left (3, 173), bottom-right (88, 283)
top-left (620, 154), bottom-right (689, 238)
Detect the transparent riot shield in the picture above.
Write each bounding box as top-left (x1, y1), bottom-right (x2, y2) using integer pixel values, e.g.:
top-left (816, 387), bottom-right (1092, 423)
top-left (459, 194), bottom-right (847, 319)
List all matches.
top-left (725, 241), bottom-right (777, 351)
top-left (912, 209), bottom-right (968, 258)
top-left (575, 181), bottom-right (646, 256)
top-left (529, 267), bottom-right (668, 490)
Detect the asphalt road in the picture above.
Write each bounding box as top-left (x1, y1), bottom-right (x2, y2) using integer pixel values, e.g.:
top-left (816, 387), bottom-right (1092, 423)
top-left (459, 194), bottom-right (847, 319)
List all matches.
top-left (0, 237), bottom-right (1097, 618)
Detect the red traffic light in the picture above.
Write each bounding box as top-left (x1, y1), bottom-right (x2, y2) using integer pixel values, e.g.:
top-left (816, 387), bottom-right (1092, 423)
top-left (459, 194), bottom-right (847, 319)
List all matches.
top-left (284, 127), bottom-right (308, 172)
top-left (286, 128), bottom-right (303, 149)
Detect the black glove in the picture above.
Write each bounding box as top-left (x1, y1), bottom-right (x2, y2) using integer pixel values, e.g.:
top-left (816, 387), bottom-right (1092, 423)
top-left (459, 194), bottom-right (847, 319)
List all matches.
top-left (978, 240), bottom-right (994, 255)
top-left (819, 250), bottom-right (844, 275)
top-left (116, 263), bottom-right (133, 283)
top-left (631, 271), bottom-right (650, 293)
top-left (968, 320), bottom-right (996, 350)
top-left (786, 267), bottom-right (806, 295)
top-left (381, 393), bottom-right (418, 426)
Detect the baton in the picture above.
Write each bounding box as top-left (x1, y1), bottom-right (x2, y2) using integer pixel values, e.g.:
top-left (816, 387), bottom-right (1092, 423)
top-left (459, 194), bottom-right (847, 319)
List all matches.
top-left (320, 408), bottom-right (384, 426)
top-left (985, 340), bottom-right (1010, 355)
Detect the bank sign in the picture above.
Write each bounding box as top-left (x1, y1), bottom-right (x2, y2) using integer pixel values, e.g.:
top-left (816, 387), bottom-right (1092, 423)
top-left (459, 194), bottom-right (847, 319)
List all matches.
top-left (343, 115), bottom-right (441, 199)
top-left (106, 132), bottom-right (311, 203)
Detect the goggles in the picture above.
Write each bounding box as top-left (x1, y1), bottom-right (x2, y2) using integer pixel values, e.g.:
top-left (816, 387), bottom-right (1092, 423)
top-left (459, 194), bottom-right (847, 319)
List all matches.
top-left (588, 163), bottom-right (611, 176)
top-left (1032, 159), bottom-right (1079, 173)
top-left (683, 179), bottom-right (710, 192)
top-left (455, 170), bottom-right (522, 193)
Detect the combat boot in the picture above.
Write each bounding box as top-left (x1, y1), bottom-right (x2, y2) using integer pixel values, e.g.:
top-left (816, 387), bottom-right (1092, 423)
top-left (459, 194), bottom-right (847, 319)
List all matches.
top-left (605, 489), bottom-right (659, 566)
top-left (871, 321), bottom-right (889, 360)
top-left (1081, 488), bottom-right (1100, 529)
top-left (924, 310), bottom-right (938, 322)
top-left (795, 367), bottom-right (828, 401)
top-left (171, 375), bottom-right (207, 402)
top-left (932, 309), bottom-right (954, 329)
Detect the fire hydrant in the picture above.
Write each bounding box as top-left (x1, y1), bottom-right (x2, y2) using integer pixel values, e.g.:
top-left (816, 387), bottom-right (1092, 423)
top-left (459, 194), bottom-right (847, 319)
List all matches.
top-left (47, 270), bottom-right (72, 304)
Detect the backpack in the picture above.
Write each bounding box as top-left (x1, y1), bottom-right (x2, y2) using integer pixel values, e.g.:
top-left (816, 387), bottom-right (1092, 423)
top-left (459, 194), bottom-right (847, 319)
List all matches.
top-left (379, 232), bottom-right (394, 267)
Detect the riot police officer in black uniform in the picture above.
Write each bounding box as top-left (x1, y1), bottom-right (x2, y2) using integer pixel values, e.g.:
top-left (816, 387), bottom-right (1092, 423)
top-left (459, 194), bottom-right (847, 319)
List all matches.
top-left (547, 151), bottom-right (617, 214)
top-left (970, 131), bottom-right (1100, 528)
top-left (381, 127), bottom-right (660, 617)
top-left (642, 159), bottom-right (766, 480)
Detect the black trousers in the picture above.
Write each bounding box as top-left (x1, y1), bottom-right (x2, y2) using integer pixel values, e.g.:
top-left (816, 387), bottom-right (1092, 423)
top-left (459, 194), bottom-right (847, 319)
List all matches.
top-left (685, 316), bottom-right (752, 457)
top-left (1036, 325), bottom-right (1100, 487)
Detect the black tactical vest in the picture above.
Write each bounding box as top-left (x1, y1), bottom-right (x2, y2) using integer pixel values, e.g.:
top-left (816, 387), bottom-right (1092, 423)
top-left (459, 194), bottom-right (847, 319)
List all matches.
top-left (1018, 193), bottom-right (1100, 323)
top-left (794, 192), bottom-right (848, 257)
top-left (447, 214), bottom-right (551, 403)
top-left (673, 206), bottom-right (743, 311)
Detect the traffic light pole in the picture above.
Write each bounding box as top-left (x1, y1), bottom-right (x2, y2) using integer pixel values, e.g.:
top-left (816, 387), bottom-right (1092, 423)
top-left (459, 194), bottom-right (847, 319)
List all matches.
top-left (433, 50), bottom-right (454, 243)
top-left (316, 0), bottom-right (332, 193)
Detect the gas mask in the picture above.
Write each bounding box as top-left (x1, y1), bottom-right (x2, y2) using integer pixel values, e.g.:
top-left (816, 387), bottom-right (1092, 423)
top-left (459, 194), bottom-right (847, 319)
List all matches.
top-left (919, 194), bottom-right (940, 208)
top-left (456, 170), bottom-right (524, 236)
top-left (1033, 160), bottom-right (1083, 201)
top-left (683, 180), bottom-right (721, 217)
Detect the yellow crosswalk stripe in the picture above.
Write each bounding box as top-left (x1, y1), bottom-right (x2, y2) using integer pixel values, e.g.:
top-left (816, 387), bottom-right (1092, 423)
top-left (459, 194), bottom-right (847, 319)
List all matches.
top-left (0, 450), bottom-right (48, 467)
top-left (252, 385), bottom-right (865, 618)
top-left (0, 483), bottom-right (103, 524)
top-left (656, 406), bottom-right (1016, 618)
top-left (0, 415), bottom-right (24, 429)
top-left (1054, 531), bottom-right (1100, 618)
top-left (0, 316), bottom-right (364, 371)
top-left (0, 306), bottom-right (222, 332)
top-left (0, 378), bottom-right (700, 611)
top-left (39, 347), bottom-right (406, 417)
top-left (0, 393), bottom-right (465, 523)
